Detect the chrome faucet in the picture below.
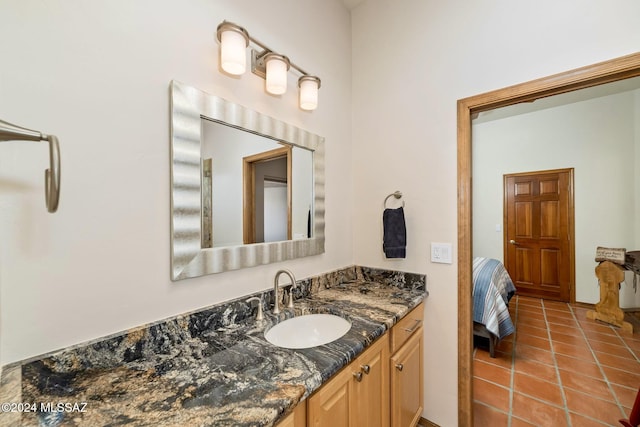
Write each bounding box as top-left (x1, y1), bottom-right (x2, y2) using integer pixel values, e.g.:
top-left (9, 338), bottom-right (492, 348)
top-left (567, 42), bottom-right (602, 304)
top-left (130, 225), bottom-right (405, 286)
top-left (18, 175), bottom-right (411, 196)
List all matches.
top-left (246, 296), bottom-right (264, 321)
top-left (273, 269), bottom-right (297, 314)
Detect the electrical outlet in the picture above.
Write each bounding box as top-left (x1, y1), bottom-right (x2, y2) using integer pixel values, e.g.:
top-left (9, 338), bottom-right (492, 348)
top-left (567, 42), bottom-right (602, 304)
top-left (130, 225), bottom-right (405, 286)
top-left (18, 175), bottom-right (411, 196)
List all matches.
top-left (431, 242), bottom-right (453, 264)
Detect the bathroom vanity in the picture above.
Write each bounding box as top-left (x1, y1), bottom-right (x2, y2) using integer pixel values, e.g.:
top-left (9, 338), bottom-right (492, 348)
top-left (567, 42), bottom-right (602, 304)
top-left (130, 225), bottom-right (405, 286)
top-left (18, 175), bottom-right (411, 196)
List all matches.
top-left (0, 266), bottom-right (426, 426)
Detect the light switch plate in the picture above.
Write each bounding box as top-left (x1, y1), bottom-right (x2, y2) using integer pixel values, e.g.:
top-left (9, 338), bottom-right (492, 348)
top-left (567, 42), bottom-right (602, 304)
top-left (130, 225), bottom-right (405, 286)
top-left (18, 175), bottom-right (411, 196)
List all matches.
top-left (431, 242), bottom-right (453, 264)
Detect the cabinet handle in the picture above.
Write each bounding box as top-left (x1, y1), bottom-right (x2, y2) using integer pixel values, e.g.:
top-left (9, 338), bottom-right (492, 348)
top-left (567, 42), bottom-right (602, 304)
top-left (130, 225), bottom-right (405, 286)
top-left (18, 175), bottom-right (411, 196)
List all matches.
top-left (395, 363), bottom-right (404, 372)
top-left (360, 364), bottom-right (370, 375)
top-left (403, 319), bottom-right (422, 333)
top-left (353, 371), bottom-right (363, 382)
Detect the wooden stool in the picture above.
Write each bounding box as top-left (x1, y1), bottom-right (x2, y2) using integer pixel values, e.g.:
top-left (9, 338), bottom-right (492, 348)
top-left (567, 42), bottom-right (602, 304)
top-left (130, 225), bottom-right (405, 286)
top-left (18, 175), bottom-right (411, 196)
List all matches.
top-left (587, 261), bottom-right (633, 333)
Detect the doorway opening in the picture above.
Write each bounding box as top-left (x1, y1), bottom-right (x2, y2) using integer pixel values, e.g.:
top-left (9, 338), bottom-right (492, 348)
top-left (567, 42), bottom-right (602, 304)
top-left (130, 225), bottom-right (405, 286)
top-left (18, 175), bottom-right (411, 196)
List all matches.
top-left (243, 146), bottom-right (292, 244)
top-left (457, 52), bottom-right (640, 426)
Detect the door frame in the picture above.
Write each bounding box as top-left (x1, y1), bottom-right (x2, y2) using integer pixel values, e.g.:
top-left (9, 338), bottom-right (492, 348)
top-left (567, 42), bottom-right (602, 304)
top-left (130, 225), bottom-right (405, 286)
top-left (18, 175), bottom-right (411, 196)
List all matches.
top-left (457, 52), bottom-right (640, 426)
top-left (243, 146), bottom-right (292, 244)
top-left (503, 168), bottom-right (575, 303)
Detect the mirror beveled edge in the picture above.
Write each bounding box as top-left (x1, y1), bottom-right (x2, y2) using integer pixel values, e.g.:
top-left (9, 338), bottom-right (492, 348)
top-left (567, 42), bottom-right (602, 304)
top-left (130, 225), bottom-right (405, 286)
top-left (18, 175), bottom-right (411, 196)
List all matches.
top-left (457, 52), bottom-right (640, 426)
top-left (170, 80), bottom-right (325, 280)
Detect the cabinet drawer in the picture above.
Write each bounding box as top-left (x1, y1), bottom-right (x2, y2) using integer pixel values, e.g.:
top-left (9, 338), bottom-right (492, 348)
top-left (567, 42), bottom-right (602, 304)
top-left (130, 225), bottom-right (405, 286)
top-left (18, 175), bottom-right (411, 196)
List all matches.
top-left (390, 303), bottom-right (424, 354)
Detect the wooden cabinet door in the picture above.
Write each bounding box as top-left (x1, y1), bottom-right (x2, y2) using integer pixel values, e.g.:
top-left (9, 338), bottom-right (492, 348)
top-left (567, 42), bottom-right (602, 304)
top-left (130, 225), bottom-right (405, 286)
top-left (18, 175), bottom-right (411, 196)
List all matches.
top-left (504, 169), bottom-right (574, 301)
top-left (307, 366), bottom-right (352, 427)
top-left (276, 403), bottom-right (306, 427)
top-left (308, 334), bottom-right (390, 427)
top-left (390, 329), bottom-right (423, 427)
top-left (353, 334), bottom-right (389, 427)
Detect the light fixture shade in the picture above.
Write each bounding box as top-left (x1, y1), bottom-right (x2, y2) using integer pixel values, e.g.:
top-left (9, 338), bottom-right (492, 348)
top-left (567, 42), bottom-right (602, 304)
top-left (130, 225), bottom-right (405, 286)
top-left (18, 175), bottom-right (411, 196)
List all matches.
top-left (217, 22), bottom-right (249, 75)
top-left (265, 53), bottom-right (290, 95)
top-left (298, 76), bottom-right (321, 111)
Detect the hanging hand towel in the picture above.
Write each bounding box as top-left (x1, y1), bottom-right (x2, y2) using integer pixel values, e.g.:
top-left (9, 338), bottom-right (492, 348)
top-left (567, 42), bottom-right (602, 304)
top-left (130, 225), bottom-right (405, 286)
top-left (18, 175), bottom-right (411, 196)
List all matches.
top-left (383, 206), bottom-right (406, 258)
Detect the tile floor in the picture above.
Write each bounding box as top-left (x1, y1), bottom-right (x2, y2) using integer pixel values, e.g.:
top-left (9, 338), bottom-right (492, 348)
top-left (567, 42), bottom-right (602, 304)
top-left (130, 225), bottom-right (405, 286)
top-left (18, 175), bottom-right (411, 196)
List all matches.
top-left (473, 295), bottom-right (640, 426)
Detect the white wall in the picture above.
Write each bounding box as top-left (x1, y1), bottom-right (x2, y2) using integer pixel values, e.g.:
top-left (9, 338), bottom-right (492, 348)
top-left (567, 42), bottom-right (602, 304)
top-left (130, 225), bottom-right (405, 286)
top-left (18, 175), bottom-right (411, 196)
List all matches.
top-left (350, 0), bottom-right (640, 424)
top-left (0, 0), bottom-right (353, 365)
top-left (473, 91), bottom-right (639, 307)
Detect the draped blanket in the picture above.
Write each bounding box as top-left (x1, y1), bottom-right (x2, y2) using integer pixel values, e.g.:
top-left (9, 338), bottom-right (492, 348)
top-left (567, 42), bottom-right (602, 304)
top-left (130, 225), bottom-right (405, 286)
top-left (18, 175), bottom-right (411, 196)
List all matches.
top-left (473, 257), bottom-right (516, 340)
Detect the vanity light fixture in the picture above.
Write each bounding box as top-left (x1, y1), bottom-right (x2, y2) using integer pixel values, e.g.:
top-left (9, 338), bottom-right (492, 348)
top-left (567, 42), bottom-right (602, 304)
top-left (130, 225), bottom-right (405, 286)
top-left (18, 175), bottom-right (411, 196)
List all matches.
top-left (216, 21), bottom-right (321, 110)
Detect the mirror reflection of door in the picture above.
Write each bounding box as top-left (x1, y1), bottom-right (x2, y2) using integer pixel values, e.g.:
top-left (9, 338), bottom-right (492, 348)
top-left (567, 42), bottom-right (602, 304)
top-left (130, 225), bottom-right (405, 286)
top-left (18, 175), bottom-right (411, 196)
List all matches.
top-left (243, 146), bottom-right (292, 244)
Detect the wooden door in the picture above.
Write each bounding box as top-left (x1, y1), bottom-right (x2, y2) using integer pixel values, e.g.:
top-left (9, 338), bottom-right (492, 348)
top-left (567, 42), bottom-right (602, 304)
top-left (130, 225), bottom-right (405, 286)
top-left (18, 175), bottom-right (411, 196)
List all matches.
top-left (504, 169), bottom-right (574, 302)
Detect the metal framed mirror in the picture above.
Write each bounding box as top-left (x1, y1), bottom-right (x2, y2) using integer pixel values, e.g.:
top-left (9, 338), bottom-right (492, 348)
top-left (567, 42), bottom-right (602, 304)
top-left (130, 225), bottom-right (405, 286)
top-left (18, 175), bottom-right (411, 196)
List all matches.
top-left (170, 80), bottom-right (325, 280)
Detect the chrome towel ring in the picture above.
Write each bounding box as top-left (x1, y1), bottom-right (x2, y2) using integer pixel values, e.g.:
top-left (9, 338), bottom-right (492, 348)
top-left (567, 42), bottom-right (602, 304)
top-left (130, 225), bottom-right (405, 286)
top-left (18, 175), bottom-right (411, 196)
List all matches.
top-left (384, 190), bottom-right (404, 208)
top-left (0, 119), bottom-right (61, 213)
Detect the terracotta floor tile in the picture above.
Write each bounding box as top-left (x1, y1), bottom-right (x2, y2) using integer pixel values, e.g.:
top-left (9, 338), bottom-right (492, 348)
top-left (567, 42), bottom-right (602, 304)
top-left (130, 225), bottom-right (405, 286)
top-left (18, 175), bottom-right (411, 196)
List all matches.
top-left (558, 369), bottom-right (614, 401)
top-left (474, 348), bottom-right (512, 370)
top-left (544, 300), bottom-right (572, 311)
top-left (569, 412), bottom-right (612, 426)
top-left (515, 343), bottom-right (554, 365)
top-left (518, 317), bottom-right (547, 329)
top-left (546, 314), bottom-right (578, 326)
top-left (553, 341), bottom-right (594, 361)
top-left (472, 298), bottom-right (640, 423)
top-left (564, 388), bottom-right (625, 425)
top-left (513, 372), bottom-right (564, 406)
top-left (517, 296), bottom-right (542, 307)
top-left (514, 358), bottom-right (558, 383)
top-left (473, 402), bottom-right (509, 427)
top-left (495, 339), bottom-right (514, 354)
top-left (473, 377), bottom-right (510, 412)
top-left (509, 417), bottom-right (538, 427)
top-left (550, 331), bottom-right (587, 347)
top-left (517, 334), bottom-right (551, 351)
top-left (595, 351), bottom-right (640, 372)
top-left (571, 306), bottom-right (591, 318)
top-left (580, 320), bottom-right (619, 335)
top-left (545, 308), bottom-right (573, 318)
top-left (516, 305), bottom-right (544, 317)
top-left (518, 311), bottom-right (544, 321)
top-left (555, 354), bottom-right (604, 380)
top-left (584, 329), bottom-right (626, 345)
top-left (589, 340), bottom-right (635, 359)
top-left (511, 392), bottom-right (568, 426)
top-left (610, 384), bottom-right (639, 411)
top-left (601, 365), bottom-right (640, 389)
top-left (517, 324), bottom-right (549, 339)
top-left (548, 323), bottom-right (581, 336)
top-left (474, 359), bottom-right (512, 388)
top-left (621, 338), bottom-right (640, 356)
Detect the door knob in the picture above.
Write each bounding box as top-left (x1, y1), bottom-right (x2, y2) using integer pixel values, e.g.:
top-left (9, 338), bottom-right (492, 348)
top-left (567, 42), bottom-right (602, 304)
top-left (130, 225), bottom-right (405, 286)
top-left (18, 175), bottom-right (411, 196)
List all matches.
top-left (395, 364), bottom-right (404, 371)
top-left (361, 364), bottom-right (370, 374)
top-left (509, 240), bottom-right (520, 245)
top-left (353, 371), bottom-right (363, 382)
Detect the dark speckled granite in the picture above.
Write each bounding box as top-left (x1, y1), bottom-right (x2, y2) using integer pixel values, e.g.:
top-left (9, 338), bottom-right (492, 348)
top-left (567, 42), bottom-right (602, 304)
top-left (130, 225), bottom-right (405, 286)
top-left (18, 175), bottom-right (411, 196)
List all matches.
top-left (0, 266), bottom-right (426, 427)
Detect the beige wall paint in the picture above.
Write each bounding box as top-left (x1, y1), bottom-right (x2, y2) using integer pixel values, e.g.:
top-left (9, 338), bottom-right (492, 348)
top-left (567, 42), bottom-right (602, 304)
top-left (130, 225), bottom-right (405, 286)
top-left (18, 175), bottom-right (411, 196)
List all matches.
top-left (473, 91), bottom-right (639, 307)
top-left (350, 0), bottom-right (640, 424)
top-left (0, 0), bottom-right (353, 364)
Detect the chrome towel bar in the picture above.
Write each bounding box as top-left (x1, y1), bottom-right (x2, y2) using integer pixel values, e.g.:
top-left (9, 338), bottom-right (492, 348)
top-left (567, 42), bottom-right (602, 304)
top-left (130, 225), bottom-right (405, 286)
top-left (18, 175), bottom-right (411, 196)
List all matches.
top-left (0, 119), bottom-right (61, 213)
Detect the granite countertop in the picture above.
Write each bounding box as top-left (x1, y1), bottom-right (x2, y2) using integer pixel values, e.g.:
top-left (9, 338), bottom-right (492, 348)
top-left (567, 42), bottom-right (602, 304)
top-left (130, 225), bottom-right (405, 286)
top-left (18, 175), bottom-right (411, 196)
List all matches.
top-left (0, 267), bottom-right (426, 427)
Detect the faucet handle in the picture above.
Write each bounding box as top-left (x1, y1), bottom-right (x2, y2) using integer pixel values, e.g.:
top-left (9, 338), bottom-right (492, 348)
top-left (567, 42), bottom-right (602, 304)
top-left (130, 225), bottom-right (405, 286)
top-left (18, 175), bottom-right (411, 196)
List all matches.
top-left (246, 297), bottom-right (264, 321)
top-left (286, 289), bottom-right (295, 308)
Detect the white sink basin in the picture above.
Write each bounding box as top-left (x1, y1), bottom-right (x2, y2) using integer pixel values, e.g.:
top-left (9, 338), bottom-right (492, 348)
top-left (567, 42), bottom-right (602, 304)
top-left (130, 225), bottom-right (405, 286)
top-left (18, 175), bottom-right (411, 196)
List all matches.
top-left (264, 314), bottom-right (351, 349)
